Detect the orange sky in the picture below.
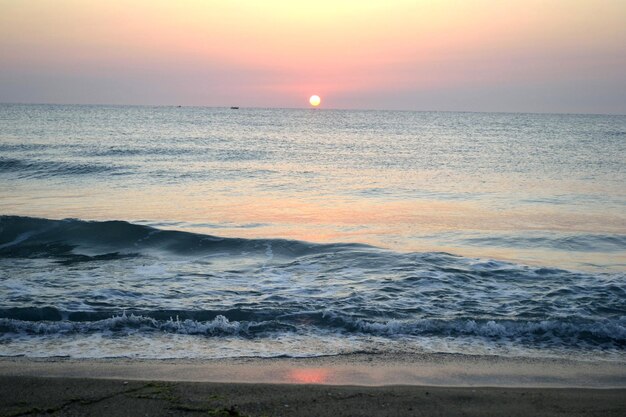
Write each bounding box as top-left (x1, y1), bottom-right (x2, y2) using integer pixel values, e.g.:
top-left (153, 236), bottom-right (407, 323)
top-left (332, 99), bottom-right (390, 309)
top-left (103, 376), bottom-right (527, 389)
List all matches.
top-left (1, 0), bottom-right (625, 113)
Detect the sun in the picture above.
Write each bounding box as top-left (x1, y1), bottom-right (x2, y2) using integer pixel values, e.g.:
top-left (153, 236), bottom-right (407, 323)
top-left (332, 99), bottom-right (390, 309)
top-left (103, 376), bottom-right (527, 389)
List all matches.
top-left (309, 95), bottom-right (321, 107)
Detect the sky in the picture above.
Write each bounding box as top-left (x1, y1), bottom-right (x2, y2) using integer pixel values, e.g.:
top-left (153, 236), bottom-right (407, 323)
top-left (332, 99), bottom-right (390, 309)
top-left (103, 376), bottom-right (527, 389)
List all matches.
top-left (1, 0), bottom-right (625, 113)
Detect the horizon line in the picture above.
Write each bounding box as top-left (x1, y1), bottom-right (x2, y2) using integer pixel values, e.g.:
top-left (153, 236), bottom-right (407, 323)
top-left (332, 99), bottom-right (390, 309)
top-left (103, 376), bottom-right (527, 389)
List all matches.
top-left (0, 101), bottom-right (624, 118)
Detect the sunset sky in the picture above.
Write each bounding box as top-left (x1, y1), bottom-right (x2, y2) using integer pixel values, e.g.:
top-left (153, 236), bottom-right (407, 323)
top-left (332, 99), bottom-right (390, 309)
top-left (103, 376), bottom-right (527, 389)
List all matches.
top-left (1, 0), bottom-right (625, 113)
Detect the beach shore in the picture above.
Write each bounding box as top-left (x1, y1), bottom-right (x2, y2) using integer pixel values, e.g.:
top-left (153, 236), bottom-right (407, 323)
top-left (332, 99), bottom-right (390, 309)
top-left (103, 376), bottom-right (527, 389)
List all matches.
top-left (1, 354), bottom-right (625, 416)
top-left (2, 375), bottom-right (625, 417)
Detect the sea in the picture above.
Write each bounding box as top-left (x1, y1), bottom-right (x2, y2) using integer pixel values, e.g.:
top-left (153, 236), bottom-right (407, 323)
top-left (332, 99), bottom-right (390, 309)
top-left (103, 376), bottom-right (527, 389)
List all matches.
top-left (1, 104), bottom-right (625, 361)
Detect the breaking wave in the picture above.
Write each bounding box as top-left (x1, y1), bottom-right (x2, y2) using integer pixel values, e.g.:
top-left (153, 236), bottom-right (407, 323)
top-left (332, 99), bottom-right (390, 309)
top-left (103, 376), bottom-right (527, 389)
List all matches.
top-left (1, 216), bottom-right (625, 358)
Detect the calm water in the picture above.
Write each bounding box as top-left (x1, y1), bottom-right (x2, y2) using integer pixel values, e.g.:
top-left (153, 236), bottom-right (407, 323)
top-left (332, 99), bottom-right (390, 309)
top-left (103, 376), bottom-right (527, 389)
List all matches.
top-left (0, 104), bottom-right (625, 360)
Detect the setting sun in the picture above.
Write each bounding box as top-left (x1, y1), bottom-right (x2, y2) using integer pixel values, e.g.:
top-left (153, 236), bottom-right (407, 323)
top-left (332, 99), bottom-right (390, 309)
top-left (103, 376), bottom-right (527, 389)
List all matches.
top-left (309, 95), bottom-right (321, 107)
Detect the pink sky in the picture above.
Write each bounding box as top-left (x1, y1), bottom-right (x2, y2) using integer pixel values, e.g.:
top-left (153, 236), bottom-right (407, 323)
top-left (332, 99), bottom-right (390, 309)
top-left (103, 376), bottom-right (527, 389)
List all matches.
top-left (1, 0), bottom-right (625, 113)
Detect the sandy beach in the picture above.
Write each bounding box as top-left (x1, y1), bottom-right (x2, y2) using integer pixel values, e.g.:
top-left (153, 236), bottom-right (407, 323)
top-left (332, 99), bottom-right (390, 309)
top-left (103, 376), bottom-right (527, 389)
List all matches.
top-left (2, 375), bottom-right (625, 417)
top-left (1, 354), bottom-right (625, 416)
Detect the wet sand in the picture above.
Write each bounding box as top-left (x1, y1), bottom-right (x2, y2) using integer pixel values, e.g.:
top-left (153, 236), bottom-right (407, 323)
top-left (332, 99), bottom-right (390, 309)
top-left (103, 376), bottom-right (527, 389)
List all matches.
top-left (1, 355), bottom-right (625, 416)
top-left (1, 375), bottom-right (625, 417)
top-left (2, 354), bottom-right (625, 387)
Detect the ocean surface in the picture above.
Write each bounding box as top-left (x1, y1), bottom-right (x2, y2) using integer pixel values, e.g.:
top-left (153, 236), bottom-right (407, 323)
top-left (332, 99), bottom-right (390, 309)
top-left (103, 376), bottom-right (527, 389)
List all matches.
top-left (0, 104), bottom-right (625, 360)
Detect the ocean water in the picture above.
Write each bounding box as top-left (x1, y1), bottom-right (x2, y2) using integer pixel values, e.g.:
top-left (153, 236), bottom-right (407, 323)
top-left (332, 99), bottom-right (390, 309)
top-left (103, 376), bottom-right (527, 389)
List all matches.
top-left (0, 103), bottom-right (625, 360)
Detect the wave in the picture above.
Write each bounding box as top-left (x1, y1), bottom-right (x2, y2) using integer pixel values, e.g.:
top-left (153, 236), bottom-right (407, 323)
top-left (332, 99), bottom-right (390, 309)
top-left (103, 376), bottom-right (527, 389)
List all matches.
top-left (0, 216), bottom-right (368, 259)
top-left (0, 157), bottom-right (121, 178)
top-left (461, 234), bottom-right (626, 252)
top-left (2, 216), bottom-right (625, 355)
top-left (0, 143), bottom-right (48, 152)
top-left (1, 310), bottom-right (624, 349)
top-left (606, 130), bottom-right (626, 137)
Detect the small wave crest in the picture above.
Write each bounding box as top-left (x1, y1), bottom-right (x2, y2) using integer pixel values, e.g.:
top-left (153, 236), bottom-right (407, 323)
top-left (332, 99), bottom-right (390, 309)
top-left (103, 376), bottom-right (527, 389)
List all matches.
top-left (0, 313), bottom-right (249, 336)
top-left (0, 157), bottom-right (121, 178)
top-left (1, 309), bottom-right (624, 350)
top-left (347, 316), bottom-right (626, 346)
top-left (462, 234), bottom-right (626, 253)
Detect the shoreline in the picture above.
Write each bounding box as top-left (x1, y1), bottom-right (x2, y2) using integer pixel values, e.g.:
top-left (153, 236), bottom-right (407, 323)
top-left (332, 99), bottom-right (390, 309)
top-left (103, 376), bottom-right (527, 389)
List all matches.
top-left (2, 352), bottom-right (625, 388)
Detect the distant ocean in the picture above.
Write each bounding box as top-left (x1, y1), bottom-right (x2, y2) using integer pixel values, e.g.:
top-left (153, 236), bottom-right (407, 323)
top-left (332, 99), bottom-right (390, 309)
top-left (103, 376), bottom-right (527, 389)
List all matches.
top-left (1, 104), bottom-right (625, 360)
